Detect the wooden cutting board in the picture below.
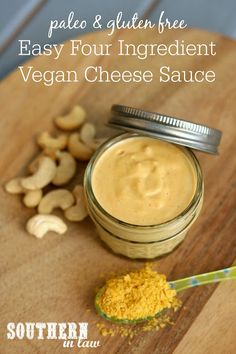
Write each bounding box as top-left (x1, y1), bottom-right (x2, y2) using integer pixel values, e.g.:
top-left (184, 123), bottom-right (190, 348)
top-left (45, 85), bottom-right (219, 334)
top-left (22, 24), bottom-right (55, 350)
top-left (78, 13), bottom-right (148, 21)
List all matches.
top-left (0, 28), bottom-right (236, 354)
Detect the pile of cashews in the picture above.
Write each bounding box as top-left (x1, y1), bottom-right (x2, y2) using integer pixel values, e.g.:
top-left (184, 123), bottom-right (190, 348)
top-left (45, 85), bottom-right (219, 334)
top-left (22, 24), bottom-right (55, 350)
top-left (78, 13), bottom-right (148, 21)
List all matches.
top-left (5, 105), bottom-right (105, 239)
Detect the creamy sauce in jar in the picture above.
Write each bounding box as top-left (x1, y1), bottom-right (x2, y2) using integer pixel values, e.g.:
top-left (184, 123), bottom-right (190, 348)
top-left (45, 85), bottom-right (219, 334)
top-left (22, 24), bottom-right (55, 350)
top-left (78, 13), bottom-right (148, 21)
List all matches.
top-left (92, 136), bottom-right (197, 225)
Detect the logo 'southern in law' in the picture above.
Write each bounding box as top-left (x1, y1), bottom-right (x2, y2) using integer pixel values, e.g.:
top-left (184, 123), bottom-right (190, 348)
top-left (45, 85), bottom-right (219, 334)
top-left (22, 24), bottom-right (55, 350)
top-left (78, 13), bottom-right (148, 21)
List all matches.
top-left (7, 322), bottom-right (101, 349)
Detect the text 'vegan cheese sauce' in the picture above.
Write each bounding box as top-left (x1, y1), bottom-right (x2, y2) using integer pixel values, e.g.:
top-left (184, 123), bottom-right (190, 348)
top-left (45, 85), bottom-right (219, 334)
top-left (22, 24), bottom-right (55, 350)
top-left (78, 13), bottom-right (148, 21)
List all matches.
top-left (92, 136), bottom-right (197, 225)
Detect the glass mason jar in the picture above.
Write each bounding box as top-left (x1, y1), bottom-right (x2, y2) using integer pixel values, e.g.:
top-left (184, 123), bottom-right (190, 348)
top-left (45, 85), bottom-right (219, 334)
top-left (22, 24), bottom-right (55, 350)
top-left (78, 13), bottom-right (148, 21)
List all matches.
top-left (84, 132), bottom-right (204, 259)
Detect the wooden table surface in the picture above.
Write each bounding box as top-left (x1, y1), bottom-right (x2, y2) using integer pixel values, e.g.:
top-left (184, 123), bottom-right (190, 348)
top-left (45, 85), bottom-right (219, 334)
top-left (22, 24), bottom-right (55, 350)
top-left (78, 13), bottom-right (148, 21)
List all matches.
top-left (0, 28), bottom-right (236, 354)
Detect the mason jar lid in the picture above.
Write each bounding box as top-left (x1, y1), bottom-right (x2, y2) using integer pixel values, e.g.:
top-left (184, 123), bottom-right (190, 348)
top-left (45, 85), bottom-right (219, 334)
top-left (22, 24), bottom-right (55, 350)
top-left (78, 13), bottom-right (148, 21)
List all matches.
top-left (108, 104), bottom-right (222, 154)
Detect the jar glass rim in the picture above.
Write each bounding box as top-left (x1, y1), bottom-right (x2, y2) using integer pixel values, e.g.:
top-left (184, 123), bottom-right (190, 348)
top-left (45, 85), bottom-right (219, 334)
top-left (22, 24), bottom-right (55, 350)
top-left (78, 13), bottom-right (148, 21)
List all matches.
top-left (84, 132), bottom-right (203, 230)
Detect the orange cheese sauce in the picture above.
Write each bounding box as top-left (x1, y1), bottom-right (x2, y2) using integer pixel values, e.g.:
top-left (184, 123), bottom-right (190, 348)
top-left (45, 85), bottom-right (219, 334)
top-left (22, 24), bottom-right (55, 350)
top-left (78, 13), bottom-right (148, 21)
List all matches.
top-left (92, 137), bottom-right (196, 225)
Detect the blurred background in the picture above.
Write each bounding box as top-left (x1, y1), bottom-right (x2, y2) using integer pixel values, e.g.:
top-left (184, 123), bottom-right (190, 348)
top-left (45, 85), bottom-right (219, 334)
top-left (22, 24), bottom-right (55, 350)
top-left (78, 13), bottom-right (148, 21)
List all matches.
top-left (1, 0), bottom-right (236, 79)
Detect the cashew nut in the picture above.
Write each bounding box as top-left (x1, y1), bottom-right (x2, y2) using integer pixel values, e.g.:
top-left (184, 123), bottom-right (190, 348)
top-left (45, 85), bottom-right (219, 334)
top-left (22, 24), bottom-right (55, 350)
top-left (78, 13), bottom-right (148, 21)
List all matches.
top-left (52, 151), bottom-right (76, 186)
top-left (28, 149), bottom-right (57, 174)
top-left (37, 132), bottom-right (68, 150)
top-left (80, 122), bottom-right (97, 149)
top-left (21, 156), bottom-right (57, 190)
top-left (26, 214), bottom-right (67, 238)
top-left (68, 133), bottom-right (93, 161)
top-left (64, 185), bottom-right (88, 222)
top-left (54, 105), bottom-right (86, 131)
top-left (5, 177), bottom-right (42, 207)
top-left (23, 189), bottom-right (43, 208)
top-left (38, 189), bottom-right (74, 214)
top-left (80, 124), bottom-right (107, 150)
top-left (5, 177), bottom-right (24, 194)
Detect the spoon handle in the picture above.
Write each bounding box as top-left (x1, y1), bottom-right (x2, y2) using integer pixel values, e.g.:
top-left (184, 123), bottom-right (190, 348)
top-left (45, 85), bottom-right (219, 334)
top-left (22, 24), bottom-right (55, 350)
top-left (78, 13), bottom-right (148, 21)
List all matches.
top-left (169, 266), bottom-right (236, 293)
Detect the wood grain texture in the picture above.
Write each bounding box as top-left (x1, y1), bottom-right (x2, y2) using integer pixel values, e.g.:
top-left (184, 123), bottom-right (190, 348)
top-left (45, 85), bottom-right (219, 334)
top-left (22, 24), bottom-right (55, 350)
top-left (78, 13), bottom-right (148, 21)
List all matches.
top-left (173, 276), bottom-right (236, 354)
top-left (0, 28), bottom-right (236, 354)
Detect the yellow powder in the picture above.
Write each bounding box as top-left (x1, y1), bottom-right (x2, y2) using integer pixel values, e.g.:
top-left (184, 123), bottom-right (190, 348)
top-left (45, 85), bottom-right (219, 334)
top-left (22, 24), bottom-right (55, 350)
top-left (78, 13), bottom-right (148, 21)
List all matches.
top-left (141, 314), bottom-right (174, 332)
top-left (97, 264), bottom-right (178, 321)
top-left (96, 312), bottom-right (180, 343)
top-left (96, 322), bottom-right (136, 340)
